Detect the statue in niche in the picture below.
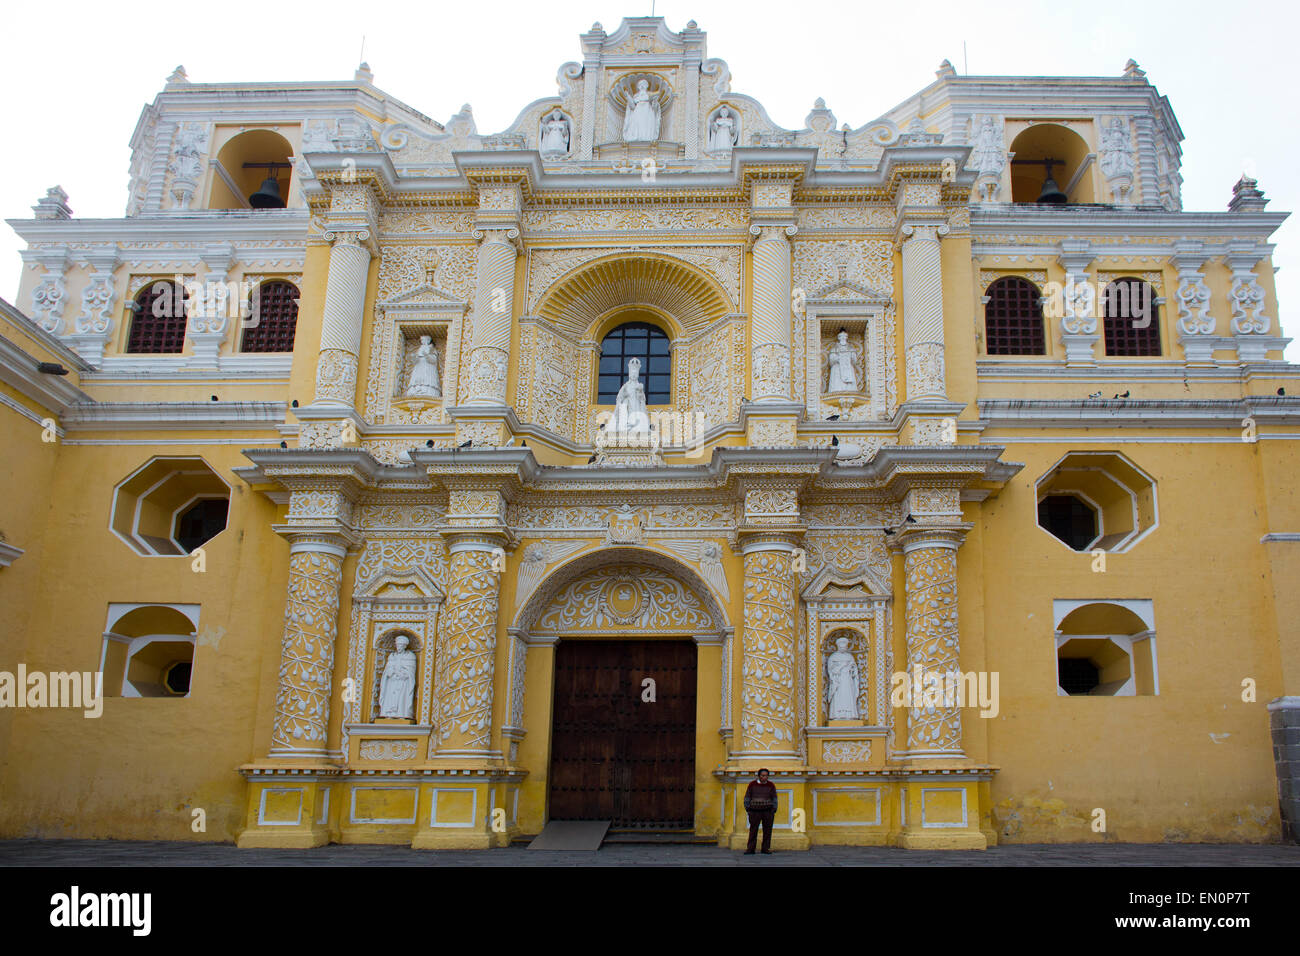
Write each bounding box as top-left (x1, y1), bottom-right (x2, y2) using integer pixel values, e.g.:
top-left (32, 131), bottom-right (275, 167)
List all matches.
top-left (622, 79), bottom-right (660, 143)
top-left (404, 335), bottom-right (442, 398)
top-left (969, 116), bottom-right (1006, 177)
top-left (377, 634), bottom-right (417, 719)
top-left (825, 329), bottom-right (861, 392)
top-left (708, 106), bottom-right (737, 153)
top-left (613, 357), bottom-right (649, 432)
top-left (540, 110), bottom-right (570, 157)
top-left (825, 636), bottom-right (861, 721)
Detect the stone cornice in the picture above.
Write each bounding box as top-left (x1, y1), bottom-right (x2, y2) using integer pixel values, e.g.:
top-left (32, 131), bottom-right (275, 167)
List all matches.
top-left (0, 311), bottom-right (93, 415)
top-left (978, 396), bottom-right (1300, 429)
top-left (61, 401), bottom-right (287, 431)
top-left (7, 211), bottom-right (310, 247)
top-left (971, 206), bottom-right (1289, 243)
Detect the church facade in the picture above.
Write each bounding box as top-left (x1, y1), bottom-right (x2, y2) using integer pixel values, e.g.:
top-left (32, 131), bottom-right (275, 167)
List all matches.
top-left (2, 17), bottom-right (1297, 850)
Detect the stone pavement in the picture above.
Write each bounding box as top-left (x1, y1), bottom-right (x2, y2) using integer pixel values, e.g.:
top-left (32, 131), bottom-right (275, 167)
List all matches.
top-left (1, 839), bottom-right (1297, 866)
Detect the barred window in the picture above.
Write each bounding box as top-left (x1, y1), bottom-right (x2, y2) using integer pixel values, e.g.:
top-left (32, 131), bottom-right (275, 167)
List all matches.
top-left (598, 322), bottom-right (671, 404)
top-left (1103, 277), bottom-right (1161, 356)
top-left (241, 281), bottom-right (299, 353)
top-left (984, 276), bottom-right (1046, 355)
top-left (126, 281), bottom-right (188, 354)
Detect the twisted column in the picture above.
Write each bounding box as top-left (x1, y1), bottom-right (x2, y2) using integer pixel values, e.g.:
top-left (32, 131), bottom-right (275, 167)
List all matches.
top-left (435, 536), bottom-right (502, 754)
top-left (749, 224), bottom-right (795, 402)
top-left (900, 222), bottom-right (949, 401)
top-left (313, 229), bottom-right (373, 406)
top-left (737, 537), bottom-right (799, 758)
top-left (270, 536), bottom-right (346, 756)
top-left (899, 528), bottom-right (965, 758)
top-left (465, 228), bottom-right (519, 405)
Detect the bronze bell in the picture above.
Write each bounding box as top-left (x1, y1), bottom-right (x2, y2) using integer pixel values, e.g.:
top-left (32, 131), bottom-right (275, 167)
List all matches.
top-left (1036, 163), bottom-right (1068, 204)
top-left (249, 175), bottom-right (285, 209)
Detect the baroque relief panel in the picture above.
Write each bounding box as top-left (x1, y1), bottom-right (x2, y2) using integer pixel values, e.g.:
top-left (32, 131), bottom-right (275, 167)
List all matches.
top-left (532, 564), bottom-right (715, 635)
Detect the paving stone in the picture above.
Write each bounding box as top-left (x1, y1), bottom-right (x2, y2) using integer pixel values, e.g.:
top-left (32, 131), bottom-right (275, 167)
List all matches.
top-left (1, 839), bottom-right (1297, 867)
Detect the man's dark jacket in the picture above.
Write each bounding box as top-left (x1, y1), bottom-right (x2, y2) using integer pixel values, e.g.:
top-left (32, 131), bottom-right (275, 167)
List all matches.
top-left (744, 779), bottom-right (778, 812)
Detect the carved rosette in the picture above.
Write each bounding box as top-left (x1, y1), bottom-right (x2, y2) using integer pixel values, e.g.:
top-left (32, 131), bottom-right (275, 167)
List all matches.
top-left (900, 529), bottom-right (964, 757)
top-left (271, 539), bottom-right (346, 755)
top-left (314, 348), bottom-right (359, 404)
top-left (435, 542), bottom-right (501, 753)
top-left (739, 545), bottom-right (799, 754)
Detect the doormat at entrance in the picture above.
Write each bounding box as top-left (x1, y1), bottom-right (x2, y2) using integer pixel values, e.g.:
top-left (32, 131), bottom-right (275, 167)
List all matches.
top-left (527, 820), bottom-right (611, 850)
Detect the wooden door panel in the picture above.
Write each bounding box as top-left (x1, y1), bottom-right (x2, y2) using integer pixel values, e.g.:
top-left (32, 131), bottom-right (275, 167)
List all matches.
top-left (549, 640), bottom-right (696, 828)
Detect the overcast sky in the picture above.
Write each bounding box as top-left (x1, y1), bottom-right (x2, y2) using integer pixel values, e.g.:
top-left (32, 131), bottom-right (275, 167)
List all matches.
top-left (3, 0), bottom-right (1296, 356)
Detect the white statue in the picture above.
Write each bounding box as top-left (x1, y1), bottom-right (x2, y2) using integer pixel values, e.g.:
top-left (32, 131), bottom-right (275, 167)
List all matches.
top-left (969, 117), bottom-right (1006, 176)
top-left (1099, 118), bottom-right (1135, 180)
top-left (708, 106), bottom-right (737, 153)
top-left (613, 356), bottom-right (649, 431)
top-left (377, 634), bottom-right (417, 719)
top-left (405, 335), bottom-right (442, 398)
top-left (825, 329), bottom-right (861, 392)
top-left (540, 110), bottom-right (570, 157)
top-left (622, 79), bottom-right (660, 143)
top-left (825, 636), bottom-right (860, 720)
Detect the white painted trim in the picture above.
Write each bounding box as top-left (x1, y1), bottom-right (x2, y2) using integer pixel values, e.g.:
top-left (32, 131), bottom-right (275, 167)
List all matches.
top-left (1053, 597), bottom-right (1154, 631)
top-left (811, 787), bottom-right (881, 827)
top-left (257, 787), bottom-right (303, 826)
top-left (349, 786), bottom-right (419, 825)
top-left (317, 787), bottom-right (330, 826)
top-left (105, 602), bottom-right (201, 633)
top-left (429, 787), bottom-right (478, 828)
top-left (920, 786), bottom-right (968, 829)
top-left (1262, 533), bottom-right (1300, 543)
top-left (0, 541), bottom-right (24, 568)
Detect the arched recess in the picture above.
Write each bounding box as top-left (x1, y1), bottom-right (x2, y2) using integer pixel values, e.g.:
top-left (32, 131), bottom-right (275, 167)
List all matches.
top-left (1009, 124), bottom-right (1096, 204)
top-left (1053, 599), bottom-right (1157, 697)
top-left (505, 545), bottom-right (731, 737)
top-left (522, 253), bottom-right (737, 443)
top-left (801, 565), bottom-right (892, 729)
top-left (208, 129), bottom-right (295, 210)
top-left (340, 560), bottom-right (445, 761)
top-left (533, 253), bottom-right (734, 340)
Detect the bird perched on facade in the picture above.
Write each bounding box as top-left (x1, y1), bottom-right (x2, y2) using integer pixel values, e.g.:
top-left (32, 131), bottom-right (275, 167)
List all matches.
top-left (426, 439), bottom-right (434, 447)
top-left (1088, 391), bottom-right (1102, 399)
top-left (1279, 388), bottom-right (1287, 396)
top-left (521, 439), bottom-right (527, 447)
top-left (830, 435), bottom-right (839, 446)
top-left (826, 414), bottom-right (840, 421)
top-left (458, 439), bottom-right (472, 448)
top-left (279, 441), bottom-right (287, 448)
top-left (587, 453), bottom-right (597, 463)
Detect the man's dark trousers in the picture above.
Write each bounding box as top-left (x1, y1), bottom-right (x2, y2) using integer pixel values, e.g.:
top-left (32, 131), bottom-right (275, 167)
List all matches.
top-left (747, 809), bottom-right (775, 852)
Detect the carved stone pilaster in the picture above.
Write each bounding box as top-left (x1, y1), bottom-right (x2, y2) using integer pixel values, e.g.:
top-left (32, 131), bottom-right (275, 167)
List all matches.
top-left (187, 242), bottom-right (236, 368)
top-left (466, 227), bottom-right (520, 406)
top-left (270, 534), bottom-right (349, 757)
top-left (68, 247), bottom-right (119, 364)
top-left (434, 534), bottom-right (504, 756)
top-left (1226, 242), bottom-right (1272, 361)
top-left (310, 228), bottom-right (373, 413)
top-left (896, 526), bottom-right (967, 759)
top-left (897, 221), bottom-right (949, 401)
top-left (736, 535), bottom-right (801, 758)
top-left (1169, 241), bottom-right (1215, 364)
top-left (1057, 239), bottom-right (1099, 365)
top-left (749, 222), bottom-right (797, 403)
top-left (27, 246), bottom-right (70, 335)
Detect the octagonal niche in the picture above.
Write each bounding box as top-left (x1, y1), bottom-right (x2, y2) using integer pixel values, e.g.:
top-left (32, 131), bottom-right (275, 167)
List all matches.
top-left (111, 457), bottom-right (231, 556)
top-left (1035, 451), bottom-right (1156, 552)
top-left (1055, 601), bottom-right (1157, 696)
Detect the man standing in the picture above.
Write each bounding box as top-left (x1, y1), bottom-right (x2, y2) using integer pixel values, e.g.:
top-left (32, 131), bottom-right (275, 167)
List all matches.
top-left (743, 768), bottom-right (778, 855)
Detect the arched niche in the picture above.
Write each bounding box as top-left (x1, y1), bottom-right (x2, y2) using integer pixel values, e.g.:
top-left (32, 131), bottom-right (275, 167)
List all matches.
top-left (208, 128), bottom-right (295, 210)
top-left (1009, 123), bottom-right (1096, 204)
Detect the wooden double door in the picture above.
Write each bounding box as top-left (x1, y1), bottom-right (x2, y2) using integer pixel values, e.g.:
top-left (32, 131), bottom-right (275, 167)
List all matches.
top-left (548, 639), bottom-right (697, 829)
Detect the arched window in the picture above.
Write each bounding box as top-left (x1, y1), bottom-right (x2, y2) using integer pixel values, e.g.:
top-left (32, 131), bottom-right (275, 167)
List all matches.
top-left (598, 322), bottom-right (671, 404)
top-left (126, 281), bottom-right (188, 354)
top-left (240, 280), bottom-right (299, 352)
top-left (984, 276), bottom-right (1046, 354)
top-left (1102, 277), bottom-right (1161, 356)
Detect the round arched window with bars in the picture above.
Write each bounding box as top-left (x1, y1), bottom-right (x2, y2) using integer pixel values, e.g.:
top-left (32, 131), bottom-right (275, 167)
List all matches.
top-left (241, 280), bottom-right (300, 353)
top-left (984, 276), bottom-right (1046, 355)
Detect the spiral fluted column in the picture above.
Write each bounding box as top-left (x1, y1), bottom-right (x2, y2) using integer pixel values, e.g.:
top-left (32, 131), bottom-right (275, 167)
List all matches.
top-left (899, 222), bottom-right (949, 402)
top-left (465, 228), bottom-right (519, 405)
top-left (749, 224), bottom-right (796, 403)
top-left (313, 229), bottom-right (373, 406)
